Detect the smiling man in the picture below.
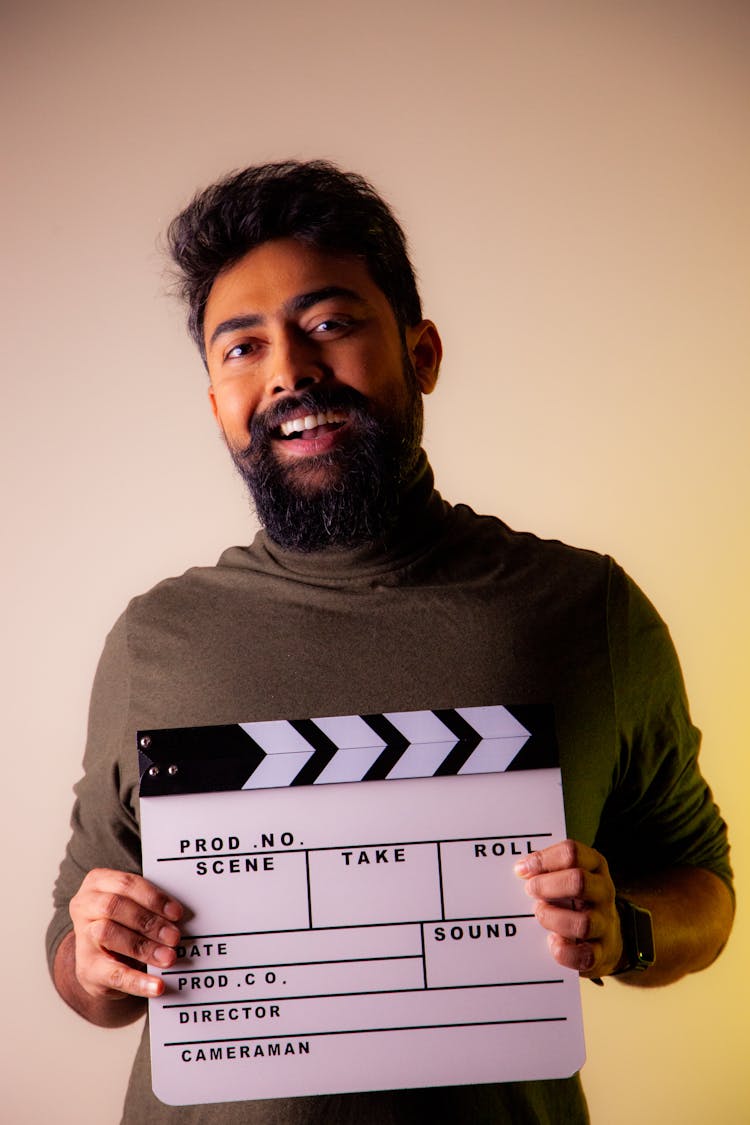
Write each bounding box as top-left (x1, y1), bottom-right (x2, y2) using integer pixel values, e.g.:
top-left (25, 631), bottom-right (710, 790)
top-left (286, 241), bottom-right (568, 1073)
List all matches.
top-left (48, 161), bottom-right (733, 1124)
top-left (203, 236), bottom-right (439, 551)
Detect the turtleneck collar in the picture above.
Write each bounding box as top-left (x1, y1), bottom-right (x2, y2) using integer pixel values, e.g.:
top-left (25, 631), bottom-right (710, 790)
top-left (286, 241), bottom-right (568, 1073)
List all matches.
top-left (228, 452), bottom-right (452, 584)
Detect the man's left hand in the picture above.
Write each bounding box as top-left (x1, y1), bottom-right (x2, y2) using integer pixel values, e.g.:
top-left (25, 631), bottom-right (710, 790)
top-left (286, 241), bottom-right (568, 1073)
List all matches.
top-left (514, 839), bottom-right (623, 978)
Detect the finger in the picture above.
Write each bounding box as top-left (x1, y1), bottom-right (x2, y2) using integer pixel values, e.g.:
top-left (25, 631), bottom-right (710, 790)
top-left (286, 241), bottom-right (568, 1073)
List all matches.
top-left (532, 899), bottom-right (607, 943)
top-left (85, 916), bottom-right (180, 969)
top-left (77, 889), bottom-right (182, 950)
top-left (521, 866), bottom-right (608, 907)
top-left (547, 933), bottom-right (598, 976)
top-left (79, 947), bottom-right (166, 1000)
top-left (514, 839), bottom-right (606, 878)
top-left (78, 869), bottom-right (183, 925)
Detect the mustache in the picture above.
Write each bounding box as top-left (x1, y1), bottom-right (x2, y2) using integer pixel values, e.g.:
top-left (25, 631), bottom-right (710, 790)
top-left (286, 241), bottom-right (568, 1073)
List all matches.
top-left (233, 385), bottom-right (373, 460)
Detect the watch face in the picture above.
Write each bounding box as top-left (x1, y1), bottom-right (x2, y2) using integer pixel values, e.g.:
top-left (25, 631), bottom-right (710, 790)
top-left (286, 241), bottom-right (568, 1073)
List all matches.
top-left (617, 897), bottom-right (655, 971)
top-left (632, 904), bottom-right (655, 964)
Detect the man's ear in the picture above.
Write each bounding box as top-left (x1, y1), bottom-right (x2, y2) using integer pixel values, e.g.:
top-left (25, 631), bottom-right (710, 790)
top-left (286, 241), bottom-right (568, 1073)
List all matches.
top-left (208, 383), bottom-right (219, 420)
top-left (406, 320), bottom-right (442, 394)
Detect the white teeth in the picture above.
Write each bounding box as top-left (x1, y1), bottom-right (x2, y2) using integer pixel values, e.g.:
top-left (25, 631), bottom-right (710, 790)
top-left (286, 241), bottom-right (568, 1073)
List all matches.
top-left (279, 411), bottom-right (346, 437)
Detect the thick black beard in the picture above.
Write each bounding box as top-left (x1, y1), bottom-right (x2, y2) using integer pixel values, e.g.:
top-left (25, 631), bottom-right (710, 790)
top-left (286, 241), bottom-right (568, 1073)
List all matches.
top-left (228, 378), bottom-right (424, 552)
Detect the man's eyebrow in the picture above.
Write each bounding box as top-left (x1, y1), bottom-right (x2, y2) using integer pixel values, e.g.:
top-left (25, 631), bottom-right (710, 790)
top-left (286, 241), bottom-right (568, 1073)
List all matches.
top-left (284, 285), bottom-right (367, 314)
top-left (208, 314), bottom-right (264, 350)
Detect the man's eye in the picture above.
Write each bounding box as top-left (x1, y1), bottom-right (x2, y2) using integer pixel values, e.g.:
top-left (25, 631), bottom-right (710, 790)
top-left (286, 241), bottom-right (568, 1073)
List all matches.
top-left (225, 342), bottom-right (255, 360)
top-left (311, 317), bottom-right (351, 334)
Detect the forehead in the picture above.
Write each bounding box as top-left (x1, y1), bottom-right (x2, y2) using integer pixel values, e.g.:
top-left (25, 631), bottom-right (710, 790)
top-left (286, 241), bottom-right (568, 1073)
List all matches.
top-left (203, 238), bottom-right (390, 336)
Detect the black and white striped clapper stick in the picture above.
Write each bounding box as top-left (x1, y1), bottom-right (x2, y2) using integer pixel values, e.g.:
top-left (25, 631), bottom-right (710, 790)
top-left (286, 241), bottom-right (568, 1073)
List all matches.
top-left (138, 705), bottom-right (558, 798)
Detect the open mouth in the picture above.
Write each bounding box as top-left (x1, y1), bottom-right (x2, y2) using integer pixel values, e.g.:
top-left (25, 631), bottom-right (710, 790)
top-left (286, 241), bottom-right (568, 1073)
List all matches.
top-left (276, 409), bottom-right (348, 441)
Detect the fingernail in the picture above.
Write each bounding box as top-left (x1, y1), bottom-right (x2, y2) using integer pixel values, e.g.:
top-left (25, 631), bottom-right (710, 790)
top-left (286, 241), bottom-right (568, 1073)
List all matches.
top-left (154, 946), bottom-right (173, 966)
top-left (146, 978), bottom-right (161, 996)
top-left (158, 925), bottom-right (177, 944)
top-left (163, 901), bottom-right (182, 921)
top-left (514, 859), bottom-right (530, 876)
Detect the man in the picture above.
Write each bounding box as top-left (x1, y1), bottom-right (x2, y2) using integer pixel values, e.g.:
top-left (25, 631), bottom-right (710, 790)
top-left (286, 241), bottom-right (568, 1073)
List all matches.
top-left (48, 161), bottom-right (733, 1123)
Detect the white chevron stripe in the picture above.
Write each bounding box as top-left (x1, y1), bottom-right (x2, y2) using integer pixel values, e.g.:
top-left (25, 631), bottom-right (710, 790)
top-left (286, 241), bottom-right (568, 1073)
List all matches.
top-left (241, 750), bottom-right (315, 789)
top-left (313, 744), bottom-right (389, 784)
top-left (313, 714), bottom-right (387, 751)
top-left (239, 719), bottom-right (312, 755)
top-left (383, 709), bottom-right (458, 745)
top-left (457, 735), bottom-right (530, 774)
top-left (455, 705), bottom-right (530, 740)
top-left (386, 741), bottom-right (459, 780)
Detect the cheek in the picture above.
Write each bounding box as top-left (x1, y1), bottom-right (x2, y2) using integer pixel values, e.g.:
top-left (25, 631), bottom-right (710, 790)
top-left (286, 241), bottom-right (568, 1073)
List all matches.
top-left (346, 343), bottom-right (403, 397)
top-left (211, 382), bottom-right (258, 433)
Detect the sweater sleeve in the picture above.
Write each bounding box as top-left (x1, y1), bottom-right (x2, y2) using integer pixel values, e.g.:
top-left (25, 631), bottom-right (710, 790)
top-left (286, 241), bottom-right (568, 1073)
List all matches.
top-left (45, 610), bottom-right (143, 974)
top-left (594, 562), bottom-right (733, 899)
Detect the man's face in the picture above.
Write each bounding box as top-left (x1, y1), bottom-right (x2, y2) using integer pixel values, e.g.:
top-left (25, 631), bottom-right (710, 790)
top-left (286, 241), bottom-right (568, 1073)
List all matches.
top-left (203, 238), bottom-right (440, 550)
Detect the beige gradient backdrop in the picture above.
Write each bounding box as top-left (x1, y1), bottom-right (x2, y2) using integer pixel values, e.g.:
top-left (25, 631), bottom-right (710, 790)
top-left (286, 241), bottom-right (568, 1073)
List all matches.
top-left (2, 1), bottom-right (748, 1121)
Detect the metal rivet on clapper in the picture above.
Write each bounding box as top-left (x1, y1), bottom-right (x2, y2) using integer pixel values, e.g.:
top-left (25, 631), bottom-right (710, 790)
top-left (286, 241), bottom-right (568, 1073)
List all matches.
top-left (148, 765), bottom-right (160, 777)
top-left (168, 764), bottom-right (179, 776)
top-left (140, 736), bottom-right (152, 749)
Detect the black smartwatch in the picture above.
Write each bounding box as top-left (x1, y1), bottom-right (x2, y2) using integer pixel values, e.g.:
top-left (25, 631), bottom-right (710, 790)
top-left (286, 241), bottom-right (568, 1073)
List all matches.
top-left (611, 896), bottom-right (655, 974)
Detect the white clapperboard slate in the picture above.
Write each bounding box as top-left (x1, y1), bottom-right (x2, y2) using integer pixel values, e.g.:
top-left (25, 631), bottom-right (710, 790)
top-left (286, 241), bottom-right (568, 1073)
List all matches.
top-left (139, 705), bottom-right (585, 1107)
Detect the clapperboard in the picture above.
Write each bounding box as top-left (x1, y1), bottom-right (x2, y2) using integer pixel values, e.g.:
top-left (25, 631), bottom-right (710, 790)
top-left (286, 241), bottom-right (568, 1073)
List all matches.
top-left (139, 705), bottom-right (585, 1107)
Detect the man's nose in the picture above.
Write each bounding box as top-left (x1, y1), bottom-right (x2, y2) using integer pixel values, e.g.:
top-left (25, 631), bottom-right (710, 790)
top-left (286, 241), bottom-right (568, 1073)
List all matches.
top-left (266, 330), bottom-right (325, 397)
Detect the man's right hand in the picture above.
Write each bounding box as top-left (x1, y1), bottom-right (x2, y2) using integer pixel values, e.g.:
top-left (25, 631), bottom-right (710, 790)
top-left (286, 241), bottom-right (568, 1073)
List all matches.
top-left (55, 869), bottom-right (183, 1023)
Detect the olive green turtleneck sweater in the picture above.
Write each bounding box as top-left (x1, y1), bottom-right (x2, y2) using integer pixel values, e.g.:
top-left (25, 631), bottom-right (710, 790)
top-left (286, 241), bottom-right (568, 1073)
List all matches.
top-left (48, 456), bottom-right (731, 1124)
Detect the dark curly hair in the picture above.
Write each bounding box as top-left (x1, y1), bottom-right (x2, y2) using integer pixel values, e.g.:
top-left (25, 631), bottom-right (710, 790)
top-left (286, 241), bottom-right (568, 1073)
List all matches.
top-left (166, 160), bottom-right (423, 360)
